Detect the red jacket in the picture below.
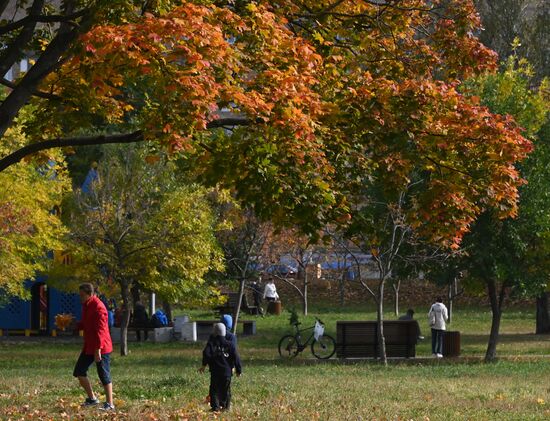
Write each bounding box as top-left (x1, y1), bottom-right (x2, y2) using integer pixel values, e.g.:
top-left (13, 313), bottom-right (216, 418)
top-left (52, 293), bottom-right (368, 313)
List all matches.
top-left (79, 295), bottom-right (113, 355)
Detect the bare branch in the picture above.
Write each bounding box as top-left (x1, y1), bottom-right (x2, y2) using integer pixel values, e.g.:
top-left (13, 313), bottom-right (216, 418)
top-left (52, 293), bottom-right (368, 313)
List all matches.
top-left (0, 10), bottom-right (87, 35)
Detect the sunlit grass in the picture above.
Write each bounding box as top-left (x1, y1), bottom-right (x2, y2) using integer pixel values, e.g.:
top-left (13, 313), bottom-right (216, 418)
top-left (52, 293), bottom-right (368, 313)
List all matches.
top-left (0, 307), bottom-right (549, 420)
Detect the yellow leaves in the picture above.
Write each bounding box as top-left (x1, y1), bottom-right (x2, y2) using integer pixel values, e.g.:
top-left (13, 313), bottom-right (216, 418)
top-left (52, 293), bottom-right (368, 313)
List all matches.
top-left (0, 141), bottom-right (70, 295)
top-left (39, 38), bottom-right (49, 51)
top-left (537, 398), bottom-right (546, 406)
top-left (313, 31), bottom-right (325, 44)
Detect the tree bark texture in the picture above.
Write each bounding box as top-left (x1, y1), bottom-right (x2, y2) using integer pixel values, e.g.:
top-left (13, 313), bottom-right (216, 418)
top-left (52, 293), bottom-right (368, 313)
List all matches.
top-left (232, 278), bottom-right (246, 335)
top-left (485, 278), bottom-right (505, 362)
top-left (120, 280), bottom-right (131, 356)
top-left (393, 279), bottom-right (400, 317)
top-left (377, 280), bottom-right (387, 365)
top-left (302, 271), bottom-right (308, 316)
top-left (536, 292), bottom-right (550, 334)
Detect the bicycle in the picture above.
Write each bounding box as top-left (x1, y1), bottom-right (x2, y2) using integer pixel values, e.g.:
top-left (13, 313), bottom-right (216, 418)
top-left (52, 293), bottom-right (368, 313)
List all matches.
top-left (278, 317), bottom-right (336, 359)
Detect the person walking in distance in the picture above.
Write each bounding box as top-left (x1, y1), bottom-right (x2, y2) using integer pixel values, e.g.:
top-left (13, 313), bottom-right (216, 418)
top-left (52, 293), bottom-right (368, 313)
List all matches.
top-left (428, 297), bottom-right (449, 358)
top-left (263, 278), bottom-right (279, 302)
top-left (73, 283), bottom-right (115, 411)
top-left (199, 323), bottom-right (242, 412)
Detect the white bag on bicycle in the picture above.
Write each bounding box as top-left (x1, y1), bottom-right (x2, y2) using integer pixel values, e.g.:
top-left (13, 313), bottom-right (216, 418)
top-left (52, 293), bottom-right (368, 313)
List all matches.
top-left (314, 321), bottom-right (324, 341)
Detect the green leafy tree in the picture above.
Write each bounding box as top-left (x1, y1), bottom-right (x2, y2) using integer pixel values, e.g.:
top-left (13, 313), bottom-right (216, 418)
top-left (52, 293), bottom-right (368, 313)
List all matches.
top-left (52, 145), bottom-right (223, 355)
top-left (459, 55), bottom-right (549, 361)
top-left (215, 205), bottom-right (270, 331)
top-left (0, 106), bottom-right (69, 298)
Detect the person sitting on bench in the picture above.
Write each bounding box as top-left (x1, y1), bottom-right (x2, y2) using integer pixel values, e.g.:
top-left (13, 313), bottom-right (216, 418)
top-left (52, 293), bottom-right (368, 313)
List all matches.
top-left (398, 308), bottom-right (424, 341)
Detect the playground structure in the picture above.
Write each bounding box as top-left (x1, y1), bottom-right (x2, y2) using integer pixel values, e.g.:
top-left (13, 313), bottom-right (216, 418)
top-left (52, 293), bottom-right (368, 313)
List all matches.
top-left (0, 277), bottom-right (81, 337)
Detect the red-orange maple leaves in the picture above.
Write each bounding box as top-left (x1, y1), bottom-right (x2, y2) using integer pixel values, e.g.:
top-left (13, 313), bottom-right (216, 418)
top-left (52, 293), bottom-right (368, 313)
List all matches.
top-left (48, 3), bottom-right (323, 160)
top-left (36, 0), bottom-right (533, 250)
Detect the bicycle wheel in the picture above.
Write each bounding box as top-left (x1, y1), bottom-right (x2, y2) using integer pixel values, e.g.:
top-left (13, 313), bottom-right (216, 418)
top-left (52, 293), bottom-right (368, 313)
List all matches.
top-left (311, 334), bottom-right (336, 359)
top-left (278, 335), bottom-right (299, 358)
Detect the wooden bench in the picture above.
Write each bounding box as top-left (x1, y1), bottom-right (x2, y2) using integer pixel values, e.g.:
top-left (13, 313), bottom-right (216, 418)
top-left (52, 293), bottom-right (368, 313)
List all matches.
top-left (336, 320), bottom-right (418, 359)
top-left (216, 292), bottom-right (259, 316)
top-left (195, 319), bottom-right (257, 340)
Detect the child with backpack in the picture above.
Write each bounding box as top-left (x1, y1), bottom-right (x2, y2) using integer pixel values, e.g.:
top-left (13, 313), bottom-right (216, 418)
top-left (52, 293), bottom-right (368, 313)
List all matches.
top-left (199, 323), bottom-right (242, 412)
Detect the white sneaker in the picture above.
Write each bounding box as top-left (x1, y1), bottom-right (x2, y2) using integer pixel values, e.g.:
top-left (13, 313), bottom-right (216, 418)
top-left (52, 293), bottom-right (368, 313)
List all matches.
top-left (99, 402), bottom-right (115, 411)
top-left (436, 353), bottom-right (443, 358)
top-left (81, 397), bottom-right (100, 407)
top-left (432, 353), bottom-right (437, 357)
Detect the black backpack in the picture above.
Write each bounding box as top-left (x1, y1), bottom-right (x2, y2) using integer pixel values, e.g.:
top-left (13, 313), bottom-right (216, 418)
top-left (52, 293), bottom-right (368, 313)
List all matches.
top-left (213, 339), bottom-right (230, 359)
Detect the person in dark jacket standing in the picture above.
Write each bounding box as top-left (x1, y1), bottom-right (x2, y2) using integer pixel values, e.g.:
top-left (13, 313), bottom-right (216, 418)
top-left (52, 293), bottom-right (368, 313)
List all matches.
top-left (132, 301), bottom-right (149, 342)
top-left (73, 283), bottom-right (115, 411)
top-left (199, 323), bottom-right (242, 412)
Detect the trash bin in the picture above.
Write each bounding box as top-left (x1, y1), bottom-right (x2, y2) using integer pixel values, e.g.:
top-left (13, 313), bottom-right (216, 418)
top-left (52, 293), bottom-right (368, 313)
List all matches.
top-left (442, 331), bottom-right (461, 357)
top-left (267, 301), bottom-right (282, 315)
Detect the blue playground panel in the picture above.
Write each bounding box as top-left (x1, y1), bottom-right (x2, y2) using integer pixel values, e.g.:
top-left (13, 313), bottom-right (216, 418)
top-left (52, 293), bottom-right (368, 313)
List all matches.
top-left (47, 287), bottom-right (82, 331)
top-left (0, 295), bottom-right (31, 329)
top-left (0, 279), bottom-right (81, 332)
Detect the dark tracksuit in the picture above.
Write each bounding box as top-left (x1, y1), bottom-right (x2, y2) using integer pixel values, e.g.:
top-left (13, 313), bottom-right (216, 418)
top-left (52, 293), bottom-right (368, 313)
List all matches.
top-left (132, 303), bottom-right (149, 341)
top-left (202, 335), bottom-right (242, 411)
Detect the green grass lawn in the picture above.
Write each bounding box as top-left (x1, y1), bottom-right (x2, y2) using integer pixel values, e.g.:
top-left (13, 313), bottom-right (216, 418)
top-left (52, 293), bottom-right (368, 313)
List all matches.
top-left (1, 306), bottom-right (549, 420)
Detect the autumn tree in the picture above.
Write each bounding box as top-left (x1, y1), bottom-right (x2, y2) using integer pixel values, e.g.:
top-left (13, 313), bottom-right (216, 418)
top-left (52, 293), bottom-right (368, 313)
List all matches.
top-left (0, 105), bottom-right (69, 298)
top-left (215, 205), bottom-right (271, 331)
top-left (262, 227), bottom-right (326, 315)
top-left (0, 2), bottom-right (536, 363)
top-left (457, 55), bottom-right (549, 361)
top-left (55, 145), bottom-right (223, 355)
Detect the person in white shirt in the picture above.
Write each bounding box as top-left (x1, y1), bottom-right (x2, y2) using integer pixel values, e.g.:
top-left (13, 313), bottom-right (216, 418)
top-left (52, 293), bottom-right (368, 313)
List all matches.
top-left (428, 297), bottom-right (448, 358)
top-left (263, 279), bottom-right (279, 302)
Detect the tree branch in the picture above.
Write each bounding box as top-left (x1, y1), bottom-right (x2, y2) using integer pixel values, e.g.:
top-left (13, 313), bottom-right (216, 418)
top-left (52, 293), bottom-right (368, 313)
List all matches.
top-left (0, 117), bottom-right (251, 173)
top-left (0, 6), bottom-right (88, 139)
top-left (0, 0), bottom-right (11, 17)
top-left (0, 77), bottom-right (61, 100)
top-left (0, 0), bottom-right (45, 78)
top-left (0, 10), bottom-right (87, 35)
top-left (0, 131), bottom-right (144, 172)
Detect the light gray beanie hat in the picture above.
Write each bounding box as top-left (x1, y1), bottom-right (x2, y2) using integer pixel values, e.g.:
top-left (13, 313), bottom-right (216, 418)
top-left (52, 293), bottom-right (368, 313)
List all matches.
top-left (213, 322), bottom-right (226, 337)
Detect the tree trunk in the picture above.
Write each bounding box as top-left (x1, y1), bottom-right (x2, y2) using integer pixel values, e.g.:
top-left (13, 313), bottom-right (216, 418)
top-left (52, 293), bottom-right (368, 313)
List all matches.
top-left (303, 271), bottom-right (308, 316)
top-left (485, 278), bottom-right (504, 362)
top-left (377, 279), bottom-right (387, 365)
top-left (232, 278), bottom-right (246, 335)
top-left (120, 280), bottom-right (131, 356)
top-left (162, 300), bottom-right (173, 324)
top-left (536, 292), bottom-right (550, 334)
top-left (339, 271), bottom-right (345, 307)
top-left (392, 279), bottom-right (401, 316)
top-left (448, 281), bottom-right (453, 325)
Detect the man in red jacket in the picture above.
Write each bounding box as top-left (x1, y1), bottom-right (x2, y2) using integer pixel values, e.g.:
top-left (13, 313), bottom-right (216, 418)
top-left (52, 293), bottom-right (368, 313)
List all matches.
top-left (73, 283), bottom-right (115, 411)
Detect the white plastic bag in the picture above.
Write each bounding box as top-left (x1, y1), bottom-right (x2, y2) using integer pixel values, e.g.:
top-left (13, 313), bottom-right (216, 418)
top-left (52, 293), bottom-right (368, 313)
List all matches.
top-left (314, 321), bottom-right (325, 340)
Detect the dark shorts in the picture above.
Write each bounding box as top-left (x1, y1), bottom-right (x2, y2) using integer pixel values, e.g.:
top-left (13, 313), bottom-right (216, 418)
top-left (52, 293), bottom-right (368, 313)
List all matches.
top-left (73, 351), bottom-right (112, 385)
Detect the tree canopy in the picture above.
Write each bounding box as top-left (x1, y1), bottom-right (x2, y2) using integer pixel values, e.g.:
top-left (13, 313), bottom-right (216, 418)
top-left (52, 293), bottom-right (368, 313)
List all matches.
top-left (0, 1), bottom-right (530, 248)
top-left (0, 106), bottom-right (69, 298)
